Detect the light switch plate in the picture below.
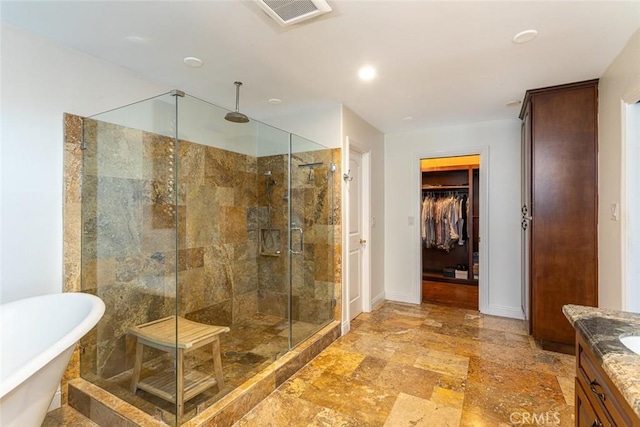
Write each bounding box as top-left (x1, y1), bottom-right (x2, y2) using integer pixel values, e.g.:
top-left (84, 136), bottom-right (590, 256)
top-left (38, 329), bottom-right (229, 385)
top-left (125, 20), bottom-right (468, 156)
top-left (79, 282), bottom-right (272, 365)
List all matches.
top-left (610, 203), bottom-right (619, 221)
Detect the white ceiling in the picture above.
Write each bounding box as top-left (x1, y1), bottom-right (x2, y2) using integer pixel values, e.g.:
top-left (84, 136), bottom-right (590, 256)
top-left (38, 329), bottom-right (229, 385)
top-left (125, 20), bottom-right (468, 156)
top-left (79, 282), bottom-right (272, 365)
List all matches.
top-left (2, 0), bottom-right (639, 133)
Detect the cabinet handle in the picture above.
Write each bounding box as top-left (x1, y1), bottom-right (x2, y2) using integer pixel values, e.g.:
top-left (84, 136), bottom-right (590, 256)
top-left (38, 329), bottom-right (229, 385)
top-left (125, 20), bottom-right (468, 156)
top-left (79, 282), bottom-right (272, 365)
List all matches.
top-left (591, 419), bottom-right (603, 427)
top-left (589, 380), bottom-right (606, 402)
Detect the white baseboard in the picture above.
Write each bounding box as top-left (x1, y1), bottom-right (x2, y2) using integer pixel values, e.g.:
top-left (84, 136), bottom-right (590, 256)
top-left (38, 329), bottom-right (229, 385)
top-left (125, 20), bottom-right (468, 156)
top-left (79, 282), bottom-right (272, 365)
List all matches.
top-left (371, 291), bottom-right (385, 309)
top-left (384, 290), bottom-right (420, 305)
top-left (341, 319), bottom-right (350, 335)
top-left (484, 304), bottom-right (525, 320)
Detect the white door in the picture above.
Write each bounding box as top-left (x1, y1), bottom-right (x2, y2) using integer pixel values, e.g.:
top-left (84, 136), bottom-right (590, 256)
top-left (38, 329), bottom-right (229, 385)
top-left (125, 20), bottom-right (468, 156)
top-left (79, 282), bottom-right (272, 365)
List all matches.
top-left (625, 101), bottom-right (640, 312)
top-left (348, 149), bottom-right (364, 320)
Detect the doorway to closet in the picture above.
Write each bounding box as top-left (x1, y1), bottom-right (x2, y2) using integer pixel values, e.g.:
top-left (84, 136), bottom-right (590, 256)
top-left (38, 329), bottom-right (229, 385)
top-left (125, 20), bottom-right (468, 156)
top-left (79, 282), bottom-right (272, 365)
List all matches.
top-left (420, 155), bottom-right (479, 310)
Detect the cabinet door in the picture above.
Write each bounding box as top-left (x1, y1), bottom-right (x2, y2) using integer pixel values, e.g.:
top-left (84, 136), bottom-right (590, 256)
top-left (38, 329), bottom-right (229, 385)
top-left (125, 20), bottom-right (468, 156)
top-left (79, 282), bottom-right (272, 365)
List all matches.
top-left (530, 82), bottom-right (598, 345)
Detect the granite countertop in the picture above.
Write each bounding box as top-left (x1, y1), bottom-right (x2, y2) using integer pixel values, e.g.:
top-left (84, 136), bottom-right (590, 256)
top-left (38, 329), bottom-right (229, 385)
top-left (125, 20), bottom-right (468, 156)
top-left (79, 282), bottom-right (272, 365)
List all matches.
top-left (563, 304), bottom-right (640, 419)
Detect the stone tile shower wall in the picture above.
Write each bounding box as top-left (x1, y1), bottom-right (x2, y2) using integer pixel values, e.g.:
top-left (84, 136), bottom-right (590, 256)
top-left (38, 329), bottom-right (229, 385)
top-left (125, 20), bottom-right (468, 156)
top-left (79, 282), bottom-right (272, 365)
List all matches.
top-left (80, 119), bottom-right (176, 379)
top-left (74, 116), bottom-right (341, 382)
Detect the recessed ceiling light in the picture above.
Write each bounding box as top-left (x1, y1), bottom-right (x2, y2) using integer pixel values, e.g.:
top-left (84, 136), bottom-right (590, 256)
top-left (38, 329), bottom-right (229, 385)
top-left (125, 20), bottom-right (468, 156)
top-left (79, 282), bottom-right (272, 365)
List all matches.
top-left (183, 57), bottom-right (204, 68)
top-left (506, 100), bottom-right (522, 107)
top-left (512, 30), bottom-right (538, 44)
top-left (268, 98), bottom-right (282, 105)
top-left (358, 65), bottom-right (376, 81)
top-left (402, 116), bottom-right (414, 121)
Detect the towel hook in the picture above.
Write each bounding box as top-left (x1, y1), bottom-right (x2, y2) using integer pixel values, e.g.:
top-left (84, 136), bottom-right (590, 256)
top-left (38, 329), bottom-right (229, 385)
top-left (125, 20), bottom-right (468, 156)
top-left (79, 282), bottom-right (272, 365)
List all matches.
top-left (343, 170), bottom-right (353, 182)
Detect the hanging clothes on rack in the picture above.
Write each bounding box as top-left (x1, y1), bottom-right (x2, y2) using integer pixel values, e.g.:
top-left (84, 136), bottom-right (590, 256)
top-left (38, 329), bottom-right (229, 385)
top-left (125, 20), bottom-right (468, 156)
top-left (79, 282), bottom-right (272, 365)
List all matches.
top-left (421, 192), bottom-right (468, 252)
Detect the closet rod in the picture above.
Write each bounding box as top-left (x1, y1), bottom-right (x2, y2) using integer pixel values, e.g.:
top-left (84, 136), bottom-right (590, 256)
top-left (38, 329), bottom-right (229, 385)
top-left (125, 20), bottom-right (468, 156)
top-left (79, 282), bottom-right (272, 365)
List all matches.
top-left (422, 185), bottom-right (469, 190)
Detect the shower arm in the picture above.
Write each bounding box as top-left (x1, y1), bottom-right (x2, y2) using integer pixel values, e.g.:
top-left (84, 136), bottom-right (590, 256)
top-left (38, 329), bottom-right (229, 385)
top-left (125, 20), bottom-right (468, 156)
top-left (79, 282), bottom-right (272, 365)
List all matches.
top-left (234, 83), bottom-right (240, 113)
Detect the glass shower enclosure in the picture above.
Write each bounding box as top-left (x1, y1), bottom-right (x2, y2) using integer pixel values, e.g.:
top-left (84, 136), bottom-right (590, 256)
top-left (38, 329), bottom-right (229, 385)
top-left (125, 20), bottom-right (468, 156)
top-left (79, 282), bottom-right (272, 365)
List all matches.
top-left (78, 91), bottom-right (337, 424)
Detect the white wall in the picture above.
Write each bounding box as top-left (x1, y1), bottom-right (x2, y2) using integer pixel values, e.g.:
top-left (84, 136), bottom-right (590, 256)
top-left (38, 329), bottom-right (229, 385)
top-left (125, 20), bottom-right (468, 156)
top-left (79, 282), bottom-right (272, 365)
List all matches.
top-left (342, 106), bottom-right (386, 310)
top-left (260, 104), bottom-right (343, 151)
top-left (597, 29), bottom-right (640, 310)
top-left (0, 23), bottom-right (169, 303)
top-left (384, 119), bottom-right (522, 318)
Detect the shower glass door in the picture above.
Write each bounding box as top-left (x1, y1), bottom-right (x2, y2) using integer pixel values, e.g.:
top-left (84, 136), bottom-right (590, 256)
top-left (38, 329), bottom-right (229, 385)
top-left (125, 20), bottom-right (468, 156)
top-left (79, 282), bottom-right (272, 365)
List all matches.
top-left (288, 134), bottom-right (336, 347)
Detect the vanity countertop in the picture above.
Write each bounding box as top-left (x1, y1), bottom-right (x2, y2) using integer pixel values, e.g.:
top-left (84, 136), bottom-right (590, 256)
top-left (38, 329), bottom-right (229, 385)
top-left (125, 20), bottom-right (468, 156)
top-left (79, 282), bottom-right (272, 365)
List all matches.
top-left (563, 304), bottom-right (640, 418)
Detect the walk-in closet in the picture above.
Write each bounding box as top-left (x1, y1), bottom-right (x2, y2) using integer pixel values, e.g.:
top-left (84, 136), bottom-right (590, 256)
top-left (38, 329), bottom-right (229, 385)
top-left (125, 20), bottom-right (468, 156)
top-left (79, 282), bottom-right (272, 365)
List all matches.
top-left (421, 156), bottom-right (479, 310)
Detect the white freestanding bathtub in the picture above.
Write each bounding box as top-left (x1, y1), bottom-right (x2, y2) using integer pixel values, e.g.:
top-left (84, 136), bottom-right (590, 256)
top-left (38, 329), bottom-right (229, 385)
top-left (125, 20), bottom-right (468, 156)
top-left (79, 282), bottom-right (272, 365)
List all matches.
top-left (0, 293), bottom-right (105, 427)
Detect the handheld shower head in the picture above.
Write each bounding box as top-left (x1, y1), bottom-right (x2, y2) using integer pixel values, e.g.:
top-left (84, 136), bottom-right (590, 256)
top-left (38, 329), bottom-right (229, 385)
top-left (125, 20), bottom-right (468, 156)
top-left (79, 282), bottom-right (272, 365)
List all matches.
top-left (263, 171), bottom-right (277, 184)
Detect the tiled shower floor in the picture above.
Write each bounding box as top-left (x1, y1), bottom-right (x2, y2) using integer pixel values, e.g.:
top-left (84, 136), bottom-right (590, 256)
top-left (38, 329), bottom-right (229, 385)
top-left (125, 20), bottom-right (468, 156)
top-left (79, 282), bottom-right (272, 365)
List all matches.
top-left (81, 313), bottom-right (324, 422)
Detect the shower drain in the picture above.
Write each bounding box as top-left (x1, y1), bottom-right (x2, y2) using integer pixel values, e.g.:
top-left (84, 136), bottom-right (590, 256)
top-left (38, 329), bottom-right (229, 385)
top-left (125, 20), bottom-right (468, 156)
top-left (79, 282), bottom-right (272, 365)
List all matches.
top-left (224, 350), bottom-right (239, 357)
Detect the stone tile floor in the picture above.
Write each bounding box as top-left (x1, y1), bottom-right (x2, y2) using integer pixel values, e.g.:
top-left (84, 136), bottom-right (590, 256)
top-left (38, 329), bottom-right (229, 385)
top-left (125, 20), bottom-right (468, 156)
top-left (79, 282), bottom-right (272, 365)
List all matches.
top-left (234, 302), bottom-right (576, 426)
top-left (44, 302), bottom-right (576, 426)
top-left (42, 405), bottom-right (98, 426)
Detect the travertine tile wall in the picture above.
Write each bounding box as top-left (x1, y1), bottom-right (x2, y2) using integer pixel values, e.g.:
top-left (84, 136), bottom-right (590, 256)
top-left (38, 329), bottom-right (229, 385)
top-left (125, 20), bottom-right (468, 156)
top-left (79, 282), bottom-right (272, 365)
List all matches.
top-left (64, 114), bottom-right (342, 389)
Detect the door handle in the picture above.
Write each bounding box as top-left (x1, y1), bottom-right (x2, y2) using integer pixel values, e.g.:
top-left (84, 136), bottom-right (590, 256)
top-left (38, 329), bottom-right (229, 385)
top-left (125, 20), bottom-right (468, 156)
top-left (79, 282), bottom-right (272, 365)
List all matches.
top-left (290, 225), bottom-right (303, 254)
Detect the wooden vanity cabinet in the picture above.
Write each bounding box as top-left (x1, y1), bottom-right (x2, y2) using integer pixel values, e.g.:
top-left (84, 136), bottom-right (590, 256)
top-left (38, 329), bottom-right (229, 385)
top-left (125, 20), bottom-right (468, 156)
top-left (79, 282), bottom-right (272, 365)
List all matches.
top-left (575, 332), bottom-right (640, 427)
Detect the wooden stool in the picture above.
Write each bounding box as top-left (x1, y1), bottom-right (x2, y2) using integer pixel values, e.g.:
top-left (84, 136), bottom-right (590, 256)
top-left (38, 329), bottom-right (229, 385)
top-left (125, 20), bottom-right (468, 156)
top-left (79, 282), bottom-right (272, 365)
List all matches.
top-left (128, 316), bottom-right (230, 417)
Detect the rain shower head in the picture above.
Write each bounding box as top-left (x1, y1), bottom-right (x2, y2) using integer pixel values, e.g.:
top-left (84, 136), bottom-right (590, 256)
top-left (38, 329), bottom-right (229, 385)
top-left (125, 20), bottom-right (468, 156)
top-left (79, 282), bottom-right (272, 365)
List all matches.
top-left (225, 111), bottom-right (249, 123)
top-left (225, 81), bottom-right (250, 124)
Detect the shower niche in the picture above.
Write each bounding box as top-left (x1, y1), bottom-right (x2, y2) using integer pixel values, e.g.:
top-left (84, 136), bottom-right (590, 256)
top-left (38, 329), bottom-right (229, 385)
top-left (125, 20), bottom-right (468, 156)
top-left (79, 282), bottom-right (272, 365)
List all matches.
top-left (260, 228), bottom-right (281, 256)
top-left (71, 90), bottom-right (341, 425)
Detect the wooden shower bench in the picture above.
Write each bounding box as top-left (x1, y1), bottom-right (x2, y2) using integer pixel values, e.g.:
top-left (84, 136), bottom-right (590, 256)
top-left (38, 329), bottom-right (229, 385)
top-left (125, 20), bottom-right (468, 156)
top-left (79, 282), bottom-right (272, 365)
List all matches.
top-left (128, 316), bottom-right (230, 417)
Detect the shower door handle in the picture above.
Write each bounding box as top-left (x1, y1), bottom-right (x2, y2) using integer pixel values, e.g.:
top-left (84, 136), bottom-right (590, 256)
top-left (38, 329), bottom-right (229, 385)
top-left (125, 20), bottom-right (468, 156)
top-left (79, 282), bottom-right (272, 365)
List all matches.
top-left (290, 226), bottom-right (304, 254)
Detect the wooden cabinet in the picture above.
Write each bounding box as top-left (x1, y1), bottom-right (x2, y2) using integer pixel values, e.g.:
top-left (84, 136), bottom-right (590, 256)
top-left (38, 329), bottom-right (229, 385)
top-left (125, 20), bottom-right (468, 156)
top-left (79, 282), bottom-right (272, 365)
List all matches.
top-left (421, 165), bottom-right (479, 285)
top-left (520, 80), bottom-right (599, 349)
top-left (575, 332), bottom-right (640, 427)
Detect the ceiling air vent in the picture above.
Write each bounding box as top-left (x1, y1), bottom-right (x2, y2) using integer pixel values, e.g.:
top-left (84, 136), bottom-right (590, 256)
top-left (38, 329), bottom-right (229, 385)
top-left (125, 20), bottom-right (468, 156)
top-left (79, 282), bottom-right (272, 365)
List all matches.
top-left (253, 0), bottom-right (332, 27)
